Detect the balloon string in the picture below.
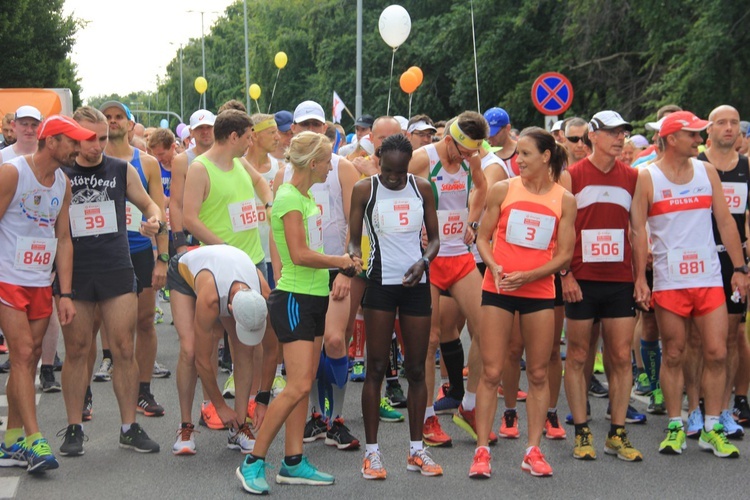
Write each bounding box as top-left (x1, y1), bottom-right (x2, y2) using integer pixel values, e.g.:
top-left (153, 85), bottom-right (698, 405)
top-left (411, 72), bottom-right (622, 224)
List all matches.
top-left (268, 68), bottom-right (280, 114)
top-left (408, 93), bottom-right (412, 120)
top-left (470, 0), bottom-right (480, 112)
top-left (386, 47), bottom-right (396, 115)
top-left (255, 99), bottom-right (261, 114)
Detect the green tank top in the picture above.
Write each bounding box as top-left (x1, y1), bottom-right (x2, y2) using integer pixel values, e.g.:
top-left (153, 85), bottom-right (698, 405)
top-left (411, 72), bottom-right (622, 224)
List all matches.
top-left (196, 155), bottom-right (265, 265)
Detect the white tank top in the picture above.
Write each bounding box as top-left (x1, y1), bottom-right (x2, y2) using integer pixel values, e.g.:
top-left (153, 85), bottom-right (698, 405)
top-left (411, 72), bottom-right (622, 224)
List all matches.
top-left (254, 155), bottom-right (281, 263)
top-left (283, 153), bottom-right (347, 256)
top-left (647, 159), bottom-right (722, 291)
top-left (0, 156), bottom-right (67, 286)
top-left (425, 144), bottom-right (471, 257)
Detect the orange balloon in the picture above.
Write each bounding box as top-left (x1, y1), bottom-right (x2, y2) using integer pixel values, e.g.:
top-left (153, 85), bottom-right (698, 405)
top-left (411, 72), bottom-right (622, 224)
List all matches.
top-left (400, 71), bottom-right (419, 94)
top-left (408, 66), bottom-right (423, 86)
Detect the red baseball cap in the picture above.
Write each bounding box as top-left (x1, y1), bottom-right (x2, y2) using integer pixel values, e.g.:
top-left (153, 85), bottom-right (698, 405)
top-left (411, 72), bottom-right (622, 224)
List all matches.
top-left (37, 115), bottom-right (97, 141)
top-left (658, 111), bottom-right (711, 137)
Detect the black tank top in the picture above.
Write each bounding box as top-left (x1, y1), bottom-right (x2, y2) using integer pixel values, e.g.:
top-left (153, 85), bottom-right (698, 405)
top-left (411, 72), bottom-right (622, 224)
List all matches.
top-left (698, 153), bottom-right (750, 244)
top-left (63, 155), bottom-right (133, 272)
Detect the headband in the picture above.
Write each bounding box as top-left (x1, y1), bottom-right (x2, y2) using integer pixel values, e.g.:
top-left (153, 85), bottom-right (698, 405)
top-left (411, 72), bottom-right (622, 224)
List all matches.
top-left (253, 118), bottom-right (277, 133)
top-left (449, 121), bottom-right (482, 150)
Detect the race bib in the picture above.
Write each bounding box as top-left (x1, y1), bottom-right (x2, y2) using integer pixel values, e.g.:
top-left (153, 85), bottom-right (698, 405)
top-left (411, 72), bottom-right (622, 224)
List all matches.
top-left (307, 213), bottom-right (323, 251)
top-left (667, 247), bottom-right (711, 280)
top-left (313, 188), bottom-right (331, 223)
top-left (125, 202), bottom-right (143, 233)
top-left (722, 182), bottom-right (748, 215)
top-left (228, 200), bottom-right (259, 232)
top-left (165, 207), bottom-right (171, 231)
top-left (255, 200), bottom-right (268, 226)
top-left (505, 209), bottom-right (555, 250)
top-left (69, 201), bottom-right (118, 237)
top-left (437, 209), bottom-right (468, 242)
top-left (375, 198), bottom-right (423, 233)
top-left (582, 229), bottom-right (624, 262)
top-left (14, 237), bottom-right (57, 272)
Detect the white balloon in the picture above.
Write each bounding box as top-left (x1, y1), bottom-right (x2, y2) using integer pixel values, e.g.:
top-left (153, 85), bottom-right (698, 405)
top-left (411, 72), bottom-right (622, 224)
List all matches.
top-left (379, 5), bottom-right (411, 49)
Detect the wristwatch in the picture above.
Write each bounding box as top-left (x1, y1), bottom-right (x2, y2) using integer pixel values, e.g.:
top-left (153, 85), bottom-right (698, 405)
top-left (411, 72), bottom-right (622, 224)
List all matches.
top-left (157, 220), bottom-right (168, 235)
top-left (158, 253), bottom-right (170, 263)
top-left (733, 265), bottom-right (749, 274)
top-left (421, 256), bottom-right (430, 270)
top-left (469, 221), bottom-right (480, 231)
top-left (559, 269), bottom-right (571, 277)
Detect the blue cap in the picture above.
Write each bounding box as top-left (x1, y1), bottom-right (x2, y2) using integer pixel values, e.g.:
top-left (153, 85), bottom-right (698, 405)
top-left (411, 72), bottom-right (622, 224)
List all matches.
top-left (99, 100), bottom-right (133, 121)
top-left (274, 110), bottom-right (293, 132)
top-left (483, 107), bottom-right (510, 137)
top-left (346, 133), bottom-right (355, 144)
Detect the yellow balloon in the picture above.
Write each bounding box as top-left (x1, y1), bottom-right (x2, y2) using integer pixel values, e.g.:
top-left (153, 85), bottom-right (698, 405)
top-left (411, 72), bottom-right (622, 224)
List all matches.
top-left (249, 84), bottom-right (261, 100)
top-left (274, 51), bottom-right (288, 69)
top-left (194, 76), bottom-right (208, 95)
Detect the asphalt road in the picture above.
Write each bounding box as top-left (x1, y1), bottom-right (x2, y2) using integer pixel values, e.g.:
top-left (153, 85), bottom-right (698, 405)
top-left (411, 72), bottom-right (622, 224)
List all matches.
top-left (3, 302), bottom-right (750, 499)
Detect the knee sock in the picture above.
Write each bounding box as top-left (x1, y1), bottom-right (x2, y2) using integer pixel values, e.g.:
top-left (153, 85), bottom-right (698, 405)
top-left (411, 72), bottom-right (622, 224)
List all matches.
top-left (139, 382), bottom-right (150, 395)
top-left (386, 333), bottom-right (399, 383)
top-left (640, 339), bottom-right (661, 391)
top-left (324, 352), bottom-right (349, 420)
top-left (440, 339), bottom-right (465, 400)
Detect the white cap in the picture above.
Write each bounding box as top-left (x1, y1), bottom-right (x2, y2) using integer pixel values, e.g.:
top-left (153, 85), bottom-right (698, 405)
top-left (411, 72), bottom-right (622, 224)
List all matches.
top-left (358, 136), bottom-right (375, 155)
top-left (588, 110), bottom-right (633, 132)
top-left (189, 109), bottom-right (216, 130)
top-left (550, 120), bottom-right (563, 132)
top-left (180, 127), bottom-right (192, 141)
top-left (232, 288), bottom-right (267, 346)
top-left (293, 101), bottom-right (325, 123)
top-left (394, 115), bottom-right (409, 131)
top-left (15, 105), bottom-right (42, 122)
top-left (645, 117), bottom-right (665, 132)
top-left (407, 120), bottom-right (437, 134)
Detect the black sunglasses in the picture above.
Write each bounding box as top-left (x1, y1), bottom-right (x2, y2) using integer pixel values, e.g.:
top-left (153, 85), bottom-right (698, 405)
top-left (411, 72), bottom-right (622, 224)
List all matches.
top-left (566, 135), bottom-right (585, 143)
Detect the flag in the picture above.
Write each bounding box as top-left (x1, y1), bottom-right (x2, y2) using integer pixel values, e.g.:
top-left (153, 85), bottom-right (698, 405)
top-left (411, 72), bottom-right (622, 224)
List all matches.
top-left (332, 91), bottom-right (346, 123)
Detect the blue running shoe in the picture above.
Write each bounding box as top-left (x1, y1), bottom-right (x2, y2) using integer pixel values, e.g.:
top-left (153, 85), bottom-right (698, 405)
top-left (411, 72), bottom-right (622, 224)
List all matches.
top-left (276, 455), bottom-right (334, 485)
top-left (687, 407), bottom-right (703, 439)
top-left (236, 455), bottom-right (270, 494)
top-left (720, 409), bottom-right (745, 440)
top-left (606, 404), bottom-right (647, 424)
top-left (565, 400), bottom-right (591, 425)
top-left (350, 362), bottom-right (365, 382)
top-left (26, 438), bottom-right (59, 474)
top-left (0, 438), bottom-right (27, 468)
top-left (433, 395), bottom-right (461, 415)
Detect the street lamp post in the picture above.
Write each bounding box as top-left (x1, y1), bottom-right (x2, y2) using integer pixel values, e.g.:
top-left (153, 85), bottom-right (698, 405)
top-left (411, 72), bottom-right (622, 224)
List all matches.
top-left (187, 10), bottom-right (219, 109)
top-left (171, 42), bottom-right (184, 122)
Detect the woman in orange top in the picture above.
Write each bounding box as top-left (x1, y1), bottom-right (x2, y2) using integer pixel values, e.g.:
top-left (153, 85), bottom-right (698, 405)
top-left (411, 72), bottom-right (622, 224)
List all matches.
top-left (469, 127), bottom-right (577, 479)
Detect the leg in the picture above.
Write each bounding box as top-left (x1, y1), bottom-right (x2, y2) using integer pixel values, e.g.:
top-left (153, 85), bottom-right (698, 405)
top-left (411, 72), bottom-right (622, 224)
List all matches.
top-left (222, 317), bottom-right (255, 422)
top-left (548, 305), bottom-right (564, 408)
top-left (40, 306), bottom-right (59, 366)
top-left (723, 314), bottom-right (743, 408)
top-left (171, 292), bottom-right (198, 424)
top-left (519, 308), bottom-right (555, 448)
top-left (135, 287), bottom-right (158, 385)
top-left (362, 308), bottom-right (397, 444)
top-left (600, 317), bottom-right (637, 426)
top-left (692, 305), bottom-right (728, 417)
top-left (424, 285), bottom-right (441, 410)
top-left (563, 318), bottom-right (595, 424)
top-left (502, 315), bottom-right (523, 408)
top-left (449, 270), bottom-right (484, 397)
top-left (61, 301), bottom-right (98, 424)
top-left (683, 321), bottom-right (703, 412)
top-left (654, 306), bottom-right (689, 418)
top-left (400, 313), bottom-right (431, 441)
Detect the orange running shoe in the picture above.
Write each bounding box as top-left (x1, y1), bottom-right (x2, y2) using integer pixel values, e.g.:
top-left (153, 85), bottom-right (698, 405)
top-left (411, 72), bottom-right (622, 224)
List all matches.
top-left (423, 416), bottom-right (452, 447)
top-left (468, 447), bottom-right (491, 479)
top-left (361, 451), bottom-right (387, 480)
top-left (247, 398), bottom-right (257, 421)
top-left (452, 404), bottom-right (498, 444)
top-left (199, 401), bottom-right (226, 430)
top-left (497, 385), bottom-right (527, 402)
top-left (498, 409), bottom-right (520, 439)
top-left (544, 411), bottom-right (567, 440)
top-left (462, 366), bottom-right (469, 380)
top-left (407, 449), bottom-right (443, 476)
top-left (521, 446), bottom-right (553, 477)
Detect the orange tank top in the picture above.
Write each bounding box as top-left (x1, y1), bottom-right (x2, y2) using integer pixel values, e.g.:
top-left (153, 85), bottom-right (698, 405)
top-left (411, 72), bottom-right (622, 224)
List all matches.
top-left (481, 177), bottom-right (564, 299)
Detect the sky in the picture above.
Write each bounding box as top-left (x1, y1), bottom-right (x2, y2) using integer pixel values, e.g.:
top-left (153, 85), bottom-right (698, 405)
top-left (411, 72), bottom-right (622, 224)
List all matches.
top-left (63, 0), bottom-right (236, 102)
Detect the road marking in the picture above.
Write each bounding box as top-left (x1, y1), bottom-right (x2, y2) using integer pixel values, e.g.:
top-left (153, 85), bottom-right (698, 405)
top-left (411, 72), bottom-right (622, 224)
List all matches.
top-left (0, 478), bottom-right (20, 500)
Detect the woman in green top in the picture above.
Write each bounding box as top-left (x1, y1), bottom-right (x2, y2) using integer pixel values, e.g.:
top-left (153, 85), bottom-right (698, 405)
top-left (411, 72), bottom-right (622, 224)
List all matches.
top-left (237, 131), bottom-right (361, 494)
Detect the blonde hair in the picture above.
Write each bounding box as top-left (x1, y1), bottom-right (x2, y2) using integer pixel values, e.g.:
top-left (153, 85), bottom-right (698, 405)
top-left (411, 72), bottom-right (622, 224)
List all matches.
top-left (73, 106), bottom-right (106, 125)
top-left (286, 131), bottom-right (331, 171)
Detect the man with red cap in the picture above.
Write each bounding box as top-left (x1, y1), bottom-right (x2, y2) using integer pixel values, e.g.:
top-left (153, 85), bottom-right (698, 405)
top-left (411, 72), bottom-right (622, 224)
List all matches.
top-left (631, 111), bottom-right (750, 458)
top-left (0, 115), bottom-right (93, 473)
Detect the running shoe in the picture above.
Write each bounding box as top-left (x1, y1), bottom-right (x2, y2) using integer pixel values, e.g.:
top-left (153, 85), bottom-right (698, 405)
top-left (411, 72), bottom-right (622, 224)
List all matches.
top-left (594, 351), bottom-right (604, 374)
top-left (499, 409), bottom-right (520, 439)
top-left (423, 415), bottom-right (452, 447)
top-left (468, 447), bottom-right (491, 479)
top-left (380, 398), bottom-right (405, 422)
top-left (588, 375), bottom-right (608, 398)
top-left (634, 372), bottom-right (652, 396)
top-left (520, 358), bottom-right (526, 370)
top-left (606, 403), bottom-right (647, 424)
top-left (452, 404), bottom-right (498, 444)
top-left (236, 456), bottom-right (270, 495)
top-left (154, 306), bottom-right (164, 324)
top-left (271, 375), bottom-right (286, 397)
top-left (173, 423), bottom-right (197, 455)
top-left (385, 381), bottom-right (407, 408)
top-left (93, 357), bottom-right (113, 382)
top-left (218, 358), bottom-right (233, 374)
top-left (303, 412), bottom-right (328, 442)
top-left (325, 418), bottom-right (360, 450)
top-left (58, 424), bottom-right (85, 456)
top-left (82, 389), bottom-right (93, 422)
top-left (361, 451), bottom-right (387, 480)
top-left (604, 428), bottom-right (643, 462)
top-left (276, 455), bottom-right (334, 485)
top-left (687, 408), bottom-right (703, 439)
top-left (199, 401), bottom-right (226, 430)
top-left (137, 390), bottom-right (165, 417)
top-left (497, 385), bottom-right (528, 402)
top-left (544, 411), bottom-right (566, 440)
top-left (647, 388), bottom-right (666, 414)
top-left (40, 366), bottom-right (61, 393)
top-left (699, 423), bottom-right (740, 458)
top-left (0, 438), bottom-right (27, 468)
top-left (462, 366), bottom-right (469, 380)
top-left (223, 374), bottom-right (235, 398)
top-left (153, 361), bottom-right (171, 378)
top-left (247, 399), bottom-right (257, 421)
top-left (119, 423), bottom-right (159, 453)
top-left (734, 396), bottom-right (750, 427)
top-left (350, 361), bottom-right (365, 382)
top-left (565, 400), bottom-right (591, 425)
top-left (53, 352), bottom-right (63, 371)
top-left (433, 394), bottom-right (461, 415)
top-left (407, 449), bottom-right (443, 476)
top-left (158, 288), bottom-right (170, 302)
top-left (0, 359), bottom-right (9, 373)
top-left (659, 421), bottom-right (687, 455)
top-left (0, 336), bottom-right (7, 354)
top-left (573, 427), bottom-right (596, 460)
top-left (521, 446), bottom-right (553, 476)
top-left (719, 410), bottom-right (745, 440)
top-left (227, 423), bottom-right (255, 454)
top-left (26, 437), bottom-right (59, 473)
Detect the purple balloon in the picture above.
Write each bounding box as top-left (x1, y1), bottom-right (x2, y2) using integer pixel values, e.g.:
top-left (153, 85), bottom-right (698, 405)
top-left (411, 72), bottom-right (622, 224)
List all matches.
top-left (176, 123), bottom-right (186, 137)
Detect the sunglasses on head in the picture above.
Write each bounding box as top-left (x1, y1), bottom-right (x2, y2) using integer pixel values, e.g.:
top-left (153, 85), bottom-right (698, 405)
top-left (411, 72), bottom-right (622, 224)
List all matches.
top-left (566, 135), bottom-right (585, 143)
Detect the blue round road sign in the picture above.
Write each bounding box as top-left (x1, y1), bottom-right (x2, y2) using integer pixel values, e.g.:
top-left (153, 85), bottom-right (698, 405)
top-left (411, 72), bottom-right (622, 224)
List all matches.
top-left (531, 72), bottom-right (574, 115)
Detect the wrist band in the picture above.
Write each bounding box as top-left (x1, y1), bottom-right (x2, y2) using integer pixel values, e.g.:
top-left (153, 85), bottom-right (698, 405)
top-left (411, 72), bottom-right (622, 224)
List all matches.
top-left (173, 231), bottom-right (188, 248)
top-left (255, 391), bottom-right (271, 406)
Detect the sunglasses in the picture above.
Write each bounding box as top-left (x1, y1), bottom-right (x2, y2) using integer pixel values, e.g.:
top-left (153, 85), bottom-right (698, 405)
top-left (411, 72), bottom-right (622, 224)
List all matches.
top-left (566, 136), bottom-right (585, 143)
